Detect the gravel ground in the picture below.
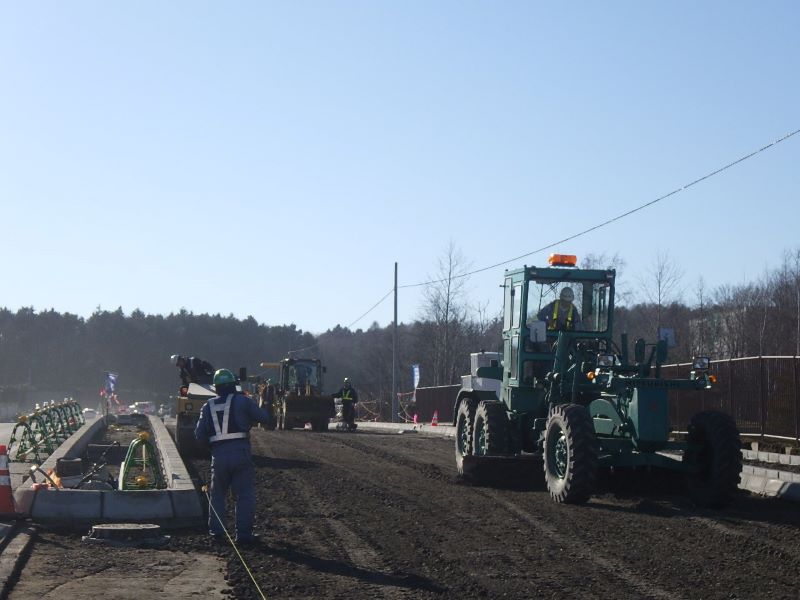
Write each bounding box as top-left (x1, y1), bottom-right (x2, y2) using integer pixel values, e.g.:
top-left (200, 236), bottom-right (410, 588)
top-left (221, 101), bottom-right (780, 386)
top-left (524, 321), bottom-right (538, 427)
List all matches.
top-left (8, 427), bottom-right (800, 599)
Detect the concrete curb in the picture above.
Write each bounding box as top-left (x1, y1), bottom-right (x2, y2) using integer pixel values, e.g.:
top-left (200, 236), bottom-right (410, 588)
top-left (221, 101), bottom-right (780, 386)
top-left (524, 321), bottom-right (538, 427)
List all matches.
top-left (355, 421), bottom-right (456, 438)
top-left (0, 526), bottom-right (34, 598)
top-left (742, 448), bottom-right (800, 466)
top-left (13, 415), bottom-right (202, 525)
top-left (356, 421), bottom-right (800, 503)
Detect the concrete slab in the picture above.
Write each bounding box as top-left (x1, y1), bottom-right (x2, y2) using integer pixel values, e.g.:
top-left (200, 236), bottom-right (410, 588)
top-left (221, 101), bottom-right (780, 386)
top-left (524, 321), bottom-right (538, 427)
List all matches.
top-left (28, 489), bottom-right (102, 520)
top-left (13, 415), bottom-right (202, 525)
top-left (102, 490), bottom-right (173, 520)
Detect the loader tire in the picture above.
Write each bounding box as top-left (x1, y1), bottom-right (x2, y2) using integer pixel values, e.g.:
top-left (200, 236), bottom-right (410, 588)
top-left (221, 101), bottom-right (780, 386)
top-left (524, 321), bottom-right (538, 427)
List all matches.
top-left (277, 402), bottom-right (286, 430)
top-left (311, 419), bottom-right (328, 432)
top-left (472, 401), bottom-right (509, 457)
top-left (455, 398), bottom-right (477, 477)
top-left (544, 403), bottom-right (598, 504)
top-left (684, 410), bottom-right (742, 508)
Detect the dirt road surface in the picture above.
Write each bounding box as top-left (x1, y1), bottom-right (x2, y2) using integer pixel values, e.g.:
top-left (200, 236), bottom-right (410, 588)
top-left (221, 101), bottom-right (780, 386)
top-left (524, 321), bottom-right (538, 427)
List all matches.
top-left (9, 428), bottom-right (800, 599)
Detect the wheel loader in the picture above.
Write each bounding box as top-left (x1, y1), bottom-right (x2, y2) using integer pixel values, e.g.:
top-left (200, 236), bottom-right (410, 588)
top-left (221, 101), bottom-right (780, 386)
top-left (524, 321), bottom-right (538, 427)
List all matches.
top-left (259, 357), bottom-right (335, 431)
top-left (453, 254), bottom-right (742, 507)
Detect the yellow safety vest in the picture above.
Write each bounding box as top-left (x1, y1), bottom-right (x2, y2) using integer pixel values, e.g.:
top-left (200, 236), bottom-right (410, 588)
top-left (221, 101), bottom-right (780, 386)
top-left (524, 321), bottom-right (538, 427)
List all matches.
top-left (342, 389), bottom-right (353, 401)
top-left (548, 300), bottom-right (574, 331)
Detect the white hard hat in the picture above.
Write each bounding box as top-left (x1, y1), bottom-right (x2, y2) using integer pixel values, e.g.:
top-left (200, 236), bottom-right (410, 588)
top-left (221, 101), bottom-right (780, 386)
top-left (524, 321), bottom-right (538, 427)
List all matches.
top-left (170, 354), bottom-right (180, 365)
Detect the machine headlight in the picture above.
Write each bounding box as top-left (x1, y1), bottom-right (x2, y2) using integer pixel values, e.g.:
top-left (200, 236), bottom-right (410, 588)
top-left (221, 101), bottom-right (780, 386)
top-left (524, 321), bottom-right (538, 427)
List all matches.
top-left (596, 354), bottom-right (615, 368)
top-left (692, 356), bottom-right (710, 371)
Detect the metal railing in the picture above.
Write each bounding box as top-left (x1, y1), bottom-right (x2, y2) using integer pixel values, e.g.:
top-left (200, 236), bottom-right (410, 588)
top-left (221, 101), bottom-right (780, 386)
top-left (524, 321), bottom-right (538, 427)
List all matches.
top-left (664, 356), bottom-right (800, 442)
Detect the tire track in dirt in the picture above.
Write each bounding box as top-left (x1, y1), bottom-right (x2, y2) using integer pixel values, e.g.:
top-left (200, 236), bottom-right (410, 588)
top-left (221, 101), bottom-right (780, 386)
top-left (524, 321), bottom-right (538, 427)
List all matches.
top-left (269, 431), bottom-right (654, 599)
top-left (484, 490), bottom-right (685, 600)
top-left (251, 431), bottom-right (432, 599)
top-left (232, 429), bottom-right (800, 599)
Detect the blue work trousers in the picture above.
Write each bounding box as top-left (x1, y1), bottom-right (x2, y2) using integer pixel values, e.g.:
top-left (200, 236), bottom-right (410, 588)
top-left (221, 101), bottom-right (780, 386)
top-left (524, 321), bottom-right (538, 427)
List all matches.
top-left (209, 447), bottom-right (256, 540)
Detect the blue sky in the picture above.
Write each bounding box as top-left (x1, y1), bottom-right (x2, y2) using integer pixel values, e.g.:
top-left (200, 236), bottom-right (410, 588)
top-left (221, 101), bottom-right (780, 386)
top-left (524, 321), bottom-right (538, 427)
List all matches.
top-left (1, 2), bottom-right (798, 333)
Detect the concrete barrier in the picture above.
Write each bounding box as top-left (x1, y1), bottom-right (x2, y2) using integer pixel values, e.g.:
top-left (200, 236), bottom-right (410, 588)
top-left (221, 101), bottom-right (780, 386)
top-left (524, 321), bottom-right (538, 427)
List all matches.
top-left (14, 415), bottom-right (202, 526)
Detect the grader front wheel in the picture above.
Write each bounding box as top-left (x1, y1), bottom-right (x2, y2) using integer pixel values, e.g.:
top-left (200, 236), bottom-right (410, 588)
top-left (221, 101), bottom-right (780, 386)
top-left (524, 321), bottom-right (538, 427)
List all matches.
top-left (544, 404), bottom-right (598, 504)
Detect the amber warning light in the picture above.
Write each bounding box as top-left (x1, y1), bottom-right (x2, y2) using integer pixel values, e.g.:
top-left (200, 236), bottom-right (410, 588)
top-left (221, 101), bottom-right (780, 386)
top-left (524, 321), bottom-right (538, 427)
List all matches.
top-left (548, 254), bottom-right (577, 267)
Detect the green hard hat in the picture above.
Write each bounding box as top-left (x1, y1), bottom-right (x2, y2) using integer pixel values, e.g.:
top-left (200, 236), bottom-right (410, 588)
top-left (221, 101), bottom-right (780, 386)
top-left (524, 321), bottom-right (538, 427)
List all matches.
top-left (213, 369), bottom-right (236, 386)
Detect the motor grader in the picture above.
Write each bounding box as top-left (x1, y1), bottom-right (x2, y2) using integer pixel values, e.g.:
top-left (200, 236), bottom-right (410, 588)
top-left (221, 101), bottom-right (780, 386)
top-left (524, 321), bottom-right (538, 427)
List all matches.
top-left (453, 254), bottom-right (742, 507)
top-left (259, 357), bottom-right (335, 431)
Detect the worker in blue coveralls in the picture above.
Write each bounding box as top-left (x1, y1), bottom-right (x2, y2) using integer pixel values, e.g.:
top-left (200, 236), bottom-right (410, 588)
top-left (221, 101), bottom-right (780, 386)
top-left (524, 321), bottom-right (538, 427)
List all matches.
top-left (195, 368), bottom-right (271, 545)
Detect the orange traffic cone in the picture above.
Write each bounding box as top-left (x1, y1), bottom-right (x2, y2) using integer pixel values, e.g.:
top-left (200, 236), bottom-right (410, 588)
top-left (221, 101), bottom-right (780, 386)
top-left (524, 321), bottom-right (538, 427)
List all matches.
top-left (0, 445), bottom-right (19, 516)
top-left (431, 410), bottom-right (439, 426)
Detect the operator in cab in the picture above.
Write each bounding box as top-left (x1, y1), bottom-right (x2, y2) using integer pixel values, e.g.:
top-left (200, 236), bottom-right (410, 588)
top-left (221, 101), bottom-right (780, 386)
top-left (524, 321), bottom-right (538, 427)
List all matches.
top-left (538, 286), bottom-right (582, 331)
top-left (171, 354), bottom-right (215, 387)
top-left (195, 368), bottom-right (272, 545)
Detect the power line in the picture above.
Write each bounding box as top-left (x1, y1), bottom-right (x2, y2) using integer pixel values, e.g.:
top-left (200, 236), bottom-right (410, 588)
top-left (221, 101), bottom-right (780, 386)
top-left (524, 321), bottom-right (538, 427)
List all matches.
top-left (399, 127), bottom-right (800, 289)
top-left (297, 127), bottom-right (799, 339)
top-left (291, 288), bottom-right (394, 351)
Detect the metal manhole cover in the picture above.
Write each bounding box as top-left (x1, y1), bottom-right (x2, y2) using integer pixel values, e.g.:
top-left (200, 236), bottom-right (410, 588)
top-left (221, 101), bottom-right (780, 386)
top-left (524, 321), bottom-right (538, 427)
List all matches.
top-left (82, 523), bottom-right (170, 548)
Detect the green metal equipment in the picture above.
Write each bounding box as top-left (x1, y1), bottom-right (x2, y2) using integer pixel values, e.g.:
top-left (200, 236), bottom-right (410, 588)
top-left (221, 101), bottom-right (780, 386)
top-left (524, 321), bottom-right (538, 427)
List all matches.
top-left (118, 432), bottom-right (166, 490)
top-left (8, 399), bottom-right (84, 463)
top-left (454, 254), bottom-right (742, 507)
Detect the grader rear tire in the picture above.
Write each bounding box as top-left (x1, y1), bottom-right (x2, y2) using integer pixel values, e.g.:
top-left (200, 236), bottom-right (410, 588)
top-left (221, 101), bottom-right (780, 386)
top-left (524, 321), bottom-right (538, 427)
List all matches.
top-left (455, 398), bottom-right (477, 477)
top-left (684, 410), bottom-right (742, 508)
top-left (544, 404), bottom-right (598, 504)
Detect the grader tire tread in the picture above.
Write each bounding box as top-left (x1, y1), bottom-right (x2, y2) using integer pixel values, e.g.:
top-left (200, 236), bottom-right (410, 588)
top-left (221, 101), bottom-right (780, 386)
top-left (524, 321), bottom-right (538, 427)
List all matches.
top-left (544, 403), bottom-right (599, 504)
top-left (685, 410), bottom-right (742, 509)
top-left (473, 400), bottom-right (510, 457)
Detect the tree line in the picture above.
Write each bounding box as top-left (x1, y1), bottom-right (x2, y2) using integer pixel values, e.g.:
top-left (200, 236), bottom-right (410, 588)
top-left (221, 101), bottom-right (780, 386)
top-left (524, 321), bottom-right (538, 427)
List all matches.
top-left (1, 248), bottom-right (798, 415)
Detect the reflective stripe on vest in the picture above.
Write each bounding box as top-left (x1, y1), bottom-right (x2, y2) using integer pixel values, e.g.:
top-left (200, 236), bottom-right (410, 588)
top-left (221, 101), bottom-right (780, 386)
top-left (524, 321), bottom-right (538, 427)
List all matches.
top-left (342, 389), bottom-right (352, 401)
top-left (208, 394), bottom-right (248, 442)
top-left (548, 300), bottom-right (574, 331)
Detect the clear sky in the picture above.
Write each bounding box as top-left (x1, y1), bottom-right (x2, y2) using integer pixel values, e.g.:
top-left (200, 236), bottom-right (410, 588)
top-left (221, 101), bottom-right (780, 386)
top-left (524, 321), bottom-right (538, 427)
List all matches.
top-left (2, 2), bottom-right (798, 333)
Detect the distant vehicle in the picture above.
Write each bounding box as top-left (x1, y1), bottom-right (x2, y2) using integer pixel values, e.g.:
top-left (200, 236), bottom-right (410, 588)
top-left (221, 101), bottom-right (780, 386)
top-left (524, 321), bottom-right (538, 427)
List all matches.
top-left (130, 401), bottom-right (156, 415)
top-left (83, 408), bottom-right (98, 420)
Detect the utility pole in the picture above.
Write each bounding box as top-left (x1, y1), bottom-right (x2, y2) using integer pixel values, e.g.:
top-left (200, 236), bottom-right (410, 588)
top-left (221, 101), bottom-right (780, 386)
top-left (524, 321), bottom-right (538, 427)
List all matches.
top-left (392, 262), bottom-right (398, 423)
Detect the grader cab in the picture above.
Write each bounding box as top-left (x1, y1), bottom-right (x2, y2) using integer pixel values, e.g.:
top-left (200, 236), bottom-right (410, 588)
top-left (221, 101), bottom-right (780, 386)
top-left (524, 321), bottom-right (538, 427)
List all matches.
top-left (454, 254), bottom-right (742, 507)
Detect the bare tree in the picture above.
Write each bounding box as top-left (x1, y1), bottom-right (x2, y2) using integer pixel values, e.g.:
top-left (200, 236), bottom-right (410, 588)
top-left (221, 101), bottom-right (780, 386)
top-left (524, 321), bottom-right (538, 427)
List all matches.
top-left (694, 276), bottom-right (708, 355)
top-left (420, 241), bottom-right (472, 385)
top-left (581, 251), bottom-right (628, 299)
top-left (639, 251), bottom-right (684, 338)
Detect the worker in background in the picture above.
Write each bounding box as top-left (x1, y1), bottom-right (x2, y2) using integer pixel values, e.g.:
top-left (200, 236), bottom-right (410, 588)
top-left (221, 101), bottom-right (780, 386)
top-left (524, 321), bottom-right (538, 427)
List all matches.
top-left (195, 368), bottom-right (272, 545)
top-left (258, 378), bottom-right (277, 429)
top-left (334, 377), bottom-right (359, 431)
top-left (537, 287), bottom-right (582, 331)
top-left (171, 354), bottom-right (215, 386)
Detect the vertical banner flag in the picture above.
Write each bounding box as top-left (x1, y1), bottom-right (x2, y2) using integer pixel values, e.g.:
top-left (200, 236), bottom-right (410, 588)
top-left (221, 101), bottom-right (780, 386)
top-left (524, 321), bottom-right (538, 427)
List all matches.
top-left (105, 372), bottom-right (118, 396)
top-left (412, 364), bottom-right (420, 389)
